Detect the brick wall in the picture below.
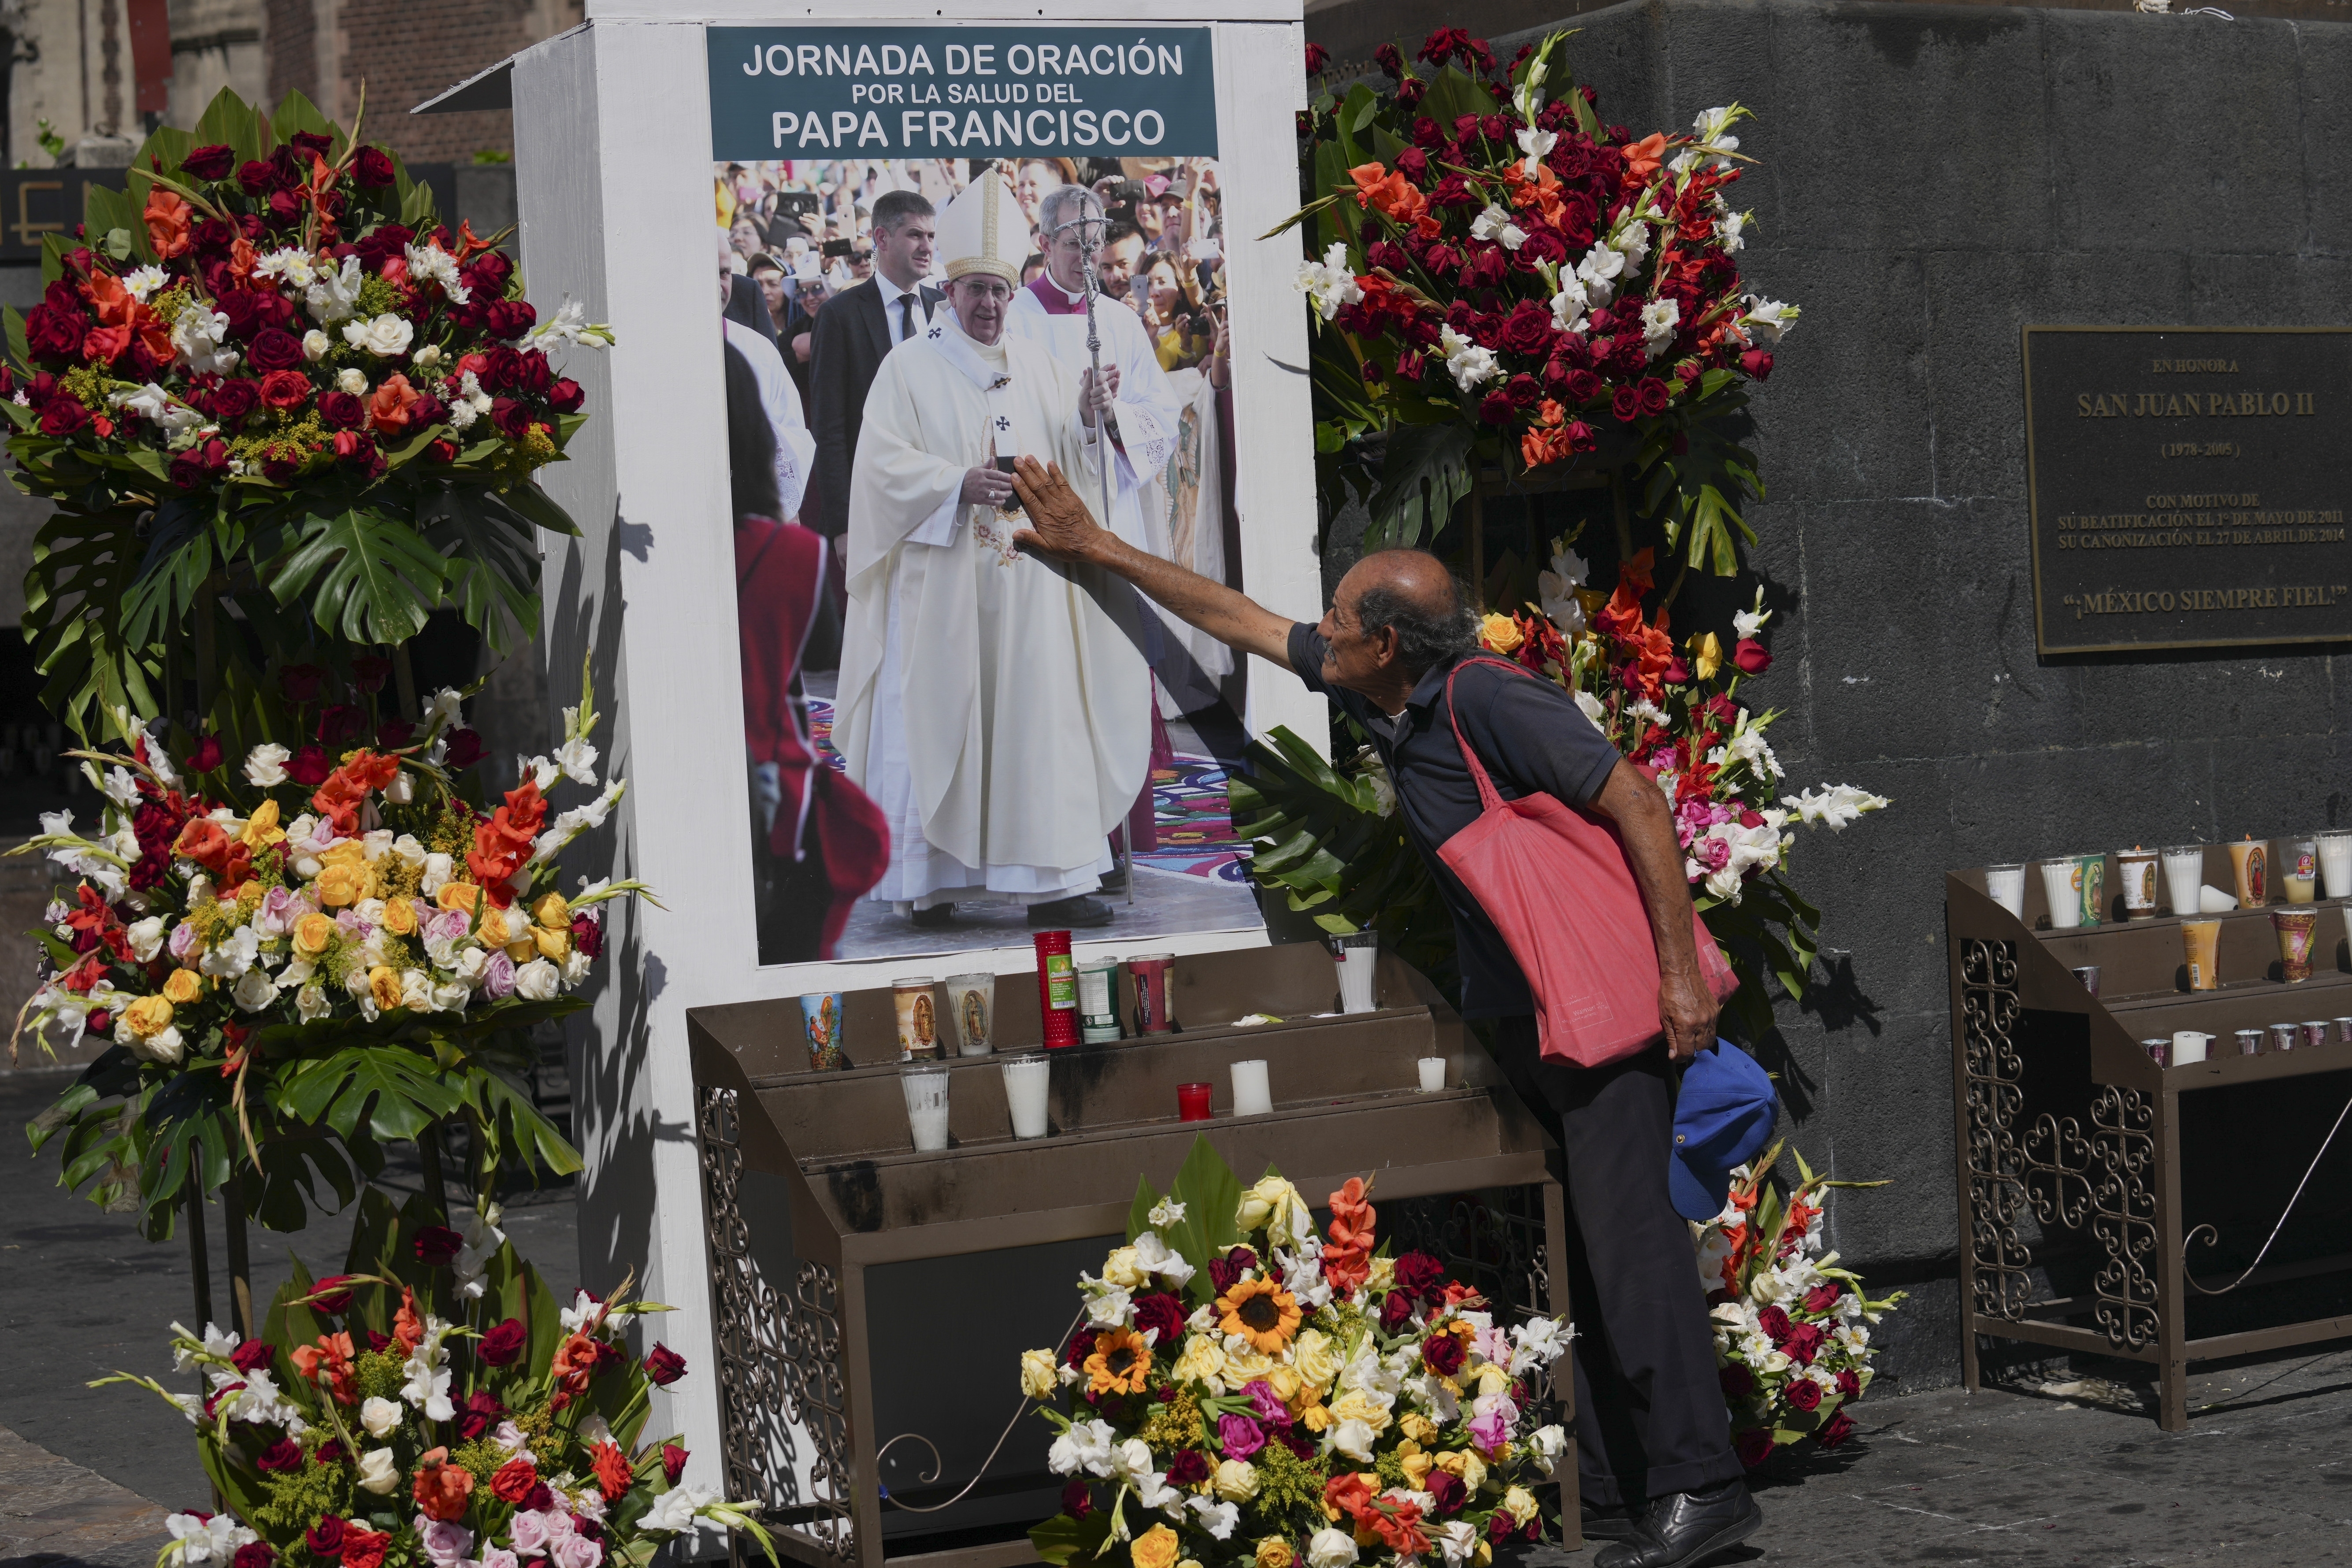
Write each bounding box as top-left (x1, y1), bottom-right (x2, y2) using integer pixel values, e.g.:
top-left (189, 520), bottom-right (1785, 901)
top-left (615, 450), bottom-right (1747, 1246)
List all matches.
top-left (266, 0), bottom-right (582, 164)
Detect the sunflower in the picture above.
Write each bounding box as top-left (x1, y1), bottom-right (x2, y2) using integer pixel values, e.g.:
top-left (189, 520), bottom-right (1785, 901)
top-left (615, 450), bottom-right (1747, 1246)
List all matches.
top-left (1083, 1325), bottom-right (1154, 1396)
top-left (1215, 1276), bottom-right (1302, 1353)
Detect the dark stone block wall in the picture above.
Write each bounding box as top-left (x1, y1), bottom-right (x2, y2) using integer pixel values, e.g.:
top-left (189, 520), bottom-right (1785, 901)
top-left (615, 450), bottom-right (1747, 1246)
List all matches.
top-left (1324, 0), bottom-right (2352, 1392)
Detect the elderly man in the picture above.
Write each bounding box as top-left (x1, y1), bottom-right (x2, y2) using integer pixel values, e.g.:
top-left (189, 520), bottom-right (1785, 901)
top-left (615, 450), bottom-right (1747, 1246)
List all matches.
top-left (831, 178), bottom-right (1147, 930)
top-left (1007, 463), bottom-right (1762, 1568)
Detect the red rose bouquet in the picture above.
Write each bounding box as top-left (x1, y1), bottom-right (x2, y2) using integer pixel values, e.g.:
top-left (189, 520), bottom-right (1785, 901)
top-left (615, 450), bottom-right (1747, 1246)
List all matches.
top-left (1692, 1143), bottom-right (1904, 1464)
top-left (97, 1189), bottom-right (774, 1568)
top-left (1, 87), bottom-right (611, 742)
top-left (1286, 30), bottom-right (1793, 566)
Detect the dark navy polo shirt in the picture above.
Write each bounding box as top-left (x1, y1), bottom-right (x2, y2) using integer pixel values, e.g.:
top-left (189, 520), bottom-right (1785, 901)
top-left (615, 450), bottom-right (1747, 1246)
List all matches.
top-left (1287, 623), bottom-right (1623, 1019)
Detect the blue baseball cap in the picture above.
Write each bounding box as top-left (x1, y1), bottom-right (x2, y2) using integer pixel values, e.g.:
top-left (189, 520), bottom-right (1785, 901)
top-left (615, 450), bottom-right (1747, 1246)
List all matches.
top-left (1669, 1039), bottom-right (1780, 1222)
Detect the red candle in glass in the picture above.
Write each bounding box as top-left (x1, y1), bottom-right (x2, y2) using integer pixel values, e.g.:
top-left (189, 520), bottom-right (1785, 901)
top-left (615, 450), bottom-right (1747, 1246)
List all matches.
top-left (1177, 1082), bottom-right (1213, 1122)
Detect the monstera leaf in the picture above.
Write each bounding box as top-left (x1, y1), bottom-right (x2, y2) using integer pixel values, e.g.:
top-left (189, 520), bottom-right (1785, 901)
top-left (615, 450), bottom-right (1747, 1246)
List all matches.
top-left (267, 507), bottom-right (450, 645)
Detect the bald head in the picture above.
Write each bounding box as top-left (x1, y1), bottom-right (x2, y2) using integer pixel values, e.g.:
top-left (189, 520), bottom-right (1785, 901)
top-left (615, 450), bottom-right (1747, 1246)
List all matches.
top-left (1335, 549), bottom-right (1479, 684)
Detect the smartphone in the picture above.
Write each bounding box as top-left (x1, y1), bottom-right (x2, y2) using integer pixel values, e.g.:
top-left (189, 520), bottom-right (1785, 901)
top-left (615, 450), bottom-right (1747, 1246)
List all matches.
top-left (993, 454), bottom-right (1024, 515)
top-left (822, 237), bottom-right (853, 258)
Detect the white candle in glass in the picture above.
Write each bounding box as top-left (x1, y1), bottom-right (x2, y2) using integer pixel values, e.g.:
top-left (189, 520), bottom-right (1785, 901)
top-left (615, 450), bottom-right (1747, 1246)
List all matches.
top-left (2320, 833), bottom-right (2352, 900)
top-left (2039, 859), bottom-right (2082, 928)
top-left (1231, 1059), bottom-right (1273, 1116)
top-left (901, 1066), bottom-right (951, 1151)
top-left (1416, 1057), bottom-right (1445, 1092)
top-left (1984, 864), bottom-right (2027, 919)
top-left (2170, 1031), bottom-right (2212, 1066)
top-left (1002, 1056), bottom-right (1050, 1139)
top-left (2161, 845), bottom-right (2204, 917)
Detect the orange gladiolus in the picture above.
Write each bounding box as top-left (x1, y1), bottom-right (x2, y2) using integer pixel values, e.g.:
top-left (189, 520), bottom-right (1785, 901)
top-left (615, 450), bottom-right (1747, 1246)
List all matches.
top-left (412, 1447), bottom-right (476, 1522)
top-left (1322, 1177), bottom-right (1376, 1296)
top-left (1367, 1499), bottom-right (1430, 1558)
top-left (145, 188), bottom-right (193, 258)
top-left (549, 1329), bottom-right (601, 1411)
top-left (393, 1285), bottom-right (425, 1355)
top-left (1348, 162), bottom-right (1391, 205)
top-left (290, 1331), bottom-right (358, 1405)
top-left (1324, 1473), bottom-right (1374, 1525)
top-left (1621, 132), bottom-right (1668, 185)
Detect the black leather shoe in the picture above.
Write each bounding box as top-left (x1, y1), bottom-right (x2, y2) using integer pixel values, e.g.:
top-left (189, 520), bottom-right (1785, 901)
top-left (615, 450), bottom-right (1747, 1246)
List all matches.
top-left (1028, 894), bottom-right (1115, 928)
top-left (1579, 1501), bottom-right (1643, 1545)
top-left (909, 904), bottom-right (955, 927)
top-left (1592, 1481), bottom-right (1761, 1568)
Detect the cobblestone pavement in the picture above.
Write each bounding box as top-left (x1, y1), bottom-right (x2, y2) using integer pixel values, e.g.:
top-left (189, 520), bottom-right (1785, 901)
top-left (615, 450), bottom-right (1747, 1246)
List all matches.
top-left (12, 1069), bottom-right (2352, 1565)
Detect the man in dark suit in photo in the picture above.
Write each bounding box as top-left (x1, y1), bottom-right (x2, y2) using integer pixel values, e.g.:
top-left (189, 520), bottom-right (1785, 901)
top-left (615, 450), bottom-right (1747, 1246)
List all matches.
top-left (808, 190), bottom-right (941, 556)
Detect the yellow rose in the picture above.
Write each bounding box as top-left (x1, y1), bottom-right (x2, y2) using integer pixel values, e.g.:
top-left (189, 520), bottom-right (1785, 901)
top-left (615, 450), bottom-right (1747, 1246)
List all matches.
top-left (319, 840), bottom-right (367, 868)
top-left (1301, 1402), bottom-right (1332, 1433)
top-left (162, 967), bottom-right (204, 1005)
top-left (1479, 612), bottom-right (1523, 654)
top-left (1455, 1451), bottom-right (1490, 1493)
top-left (1235, 1175), bottom-right (1300, 1234)
top-left (122, 993), bottom-right (174, 1038)
top-left (1172, 1334), bottom-right (1227, 1390)
top-left (1473, 1546), bottom-right (1491, 1568)
top-left (1018, 1349), bottom-right (1058, 1399)
top-left (1265, 1366), bottom-right (1302, 1407)
top-left (1328, 1390), bottom-right (1392, 1434)
top-left (316, 862), bottom-right (371, 908)
top-left (1398, 1447), bottom-right (1433, 1489)
top-left (1210, 1459), bottom-right (1259, 1503)
top-left (1475, 1362), bottom-right (1512, 1397)
top-left (436, 882), bottom-right (482, 914)
top-left (505, 939), bottom-right (538, 964)
top-left (476, 907), bottom-right (510, 946)
top-left (1223, 1347), bottom-right (1275, 1384)
top-left (1291, 1328), bottom-right (1340, 1392)
top-left (1131, 1525), bottom-right (1181, 1568)
top-left (1363, 1255), bottom-right (1396, 1296)
top-left (1399, 1412), bottom-right (1439, 1446)
top-left (367, 966), bottom-right (401, 1010)
top-left (532, 892), bottom-right (571, 930)
top-left (532, 924), bottom-right (571, 960)
top-left (1180, 1561), bottom-right (1204, 1568)
top-left (240, 798), bottom-right (285, 849)
top-left (1102, 1246), bottom-right (1149, 1290)
top-left (293, 912), bottom-right (337, 956)
top-left (1500, 1487), bottom-right (1538, 1527)
top-left (1254, 1539), bottom-right (1293, 1568)
top-left (381, 897), bottom-right (418, 936)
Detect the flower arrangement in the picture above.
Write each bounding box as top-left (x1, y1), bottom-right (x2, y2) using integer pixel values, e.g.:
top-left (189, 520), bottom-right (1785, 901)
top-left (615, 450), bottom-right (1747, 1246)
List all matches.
top-left (17, 660), bottom-right (647, 1236)
top-left (1022, 1139), bottom-right (1573, 1568)
top-left (3, 86), bottom-right (610, 742)
top-left (1288, 30), bottom-right (1791, 567)
top-left (1692, 1143), bottom-right (1904, 1465)
top-left (96, 1187), bottom-right (774, 1568)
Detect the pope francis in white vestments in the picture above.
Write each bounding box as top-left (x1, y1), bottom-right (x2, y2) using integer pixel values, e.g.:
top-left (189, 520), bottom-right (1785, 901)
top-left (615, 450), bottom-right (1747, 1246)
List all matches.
top-left (833, 174), bottom-right (1151, 927)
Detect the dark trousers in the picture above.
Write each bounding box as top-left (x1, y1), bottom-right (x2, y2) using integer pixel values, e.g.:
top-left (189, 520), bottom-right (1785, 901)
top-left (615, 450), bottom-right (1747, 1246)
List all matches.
top-left (1490, 1016), bottom-right (1743, 1505)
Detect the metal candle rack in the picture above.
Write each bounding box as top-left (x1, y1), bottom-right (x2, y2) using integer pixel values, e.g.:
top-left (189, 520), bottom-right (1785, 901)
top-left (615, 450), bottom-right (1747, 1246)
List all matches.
top-left (689, 942), bottom-right (1579, 1568)
top-left (1949, 844), bottom-right (2352, 1431)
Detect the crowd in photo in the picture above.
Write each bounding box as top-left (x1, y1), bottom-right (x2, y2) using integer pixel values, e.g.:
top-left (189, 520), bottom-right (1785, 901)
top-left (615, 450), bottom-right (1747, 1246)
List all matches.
top-left (717, 155), bottom-right (1245, 964)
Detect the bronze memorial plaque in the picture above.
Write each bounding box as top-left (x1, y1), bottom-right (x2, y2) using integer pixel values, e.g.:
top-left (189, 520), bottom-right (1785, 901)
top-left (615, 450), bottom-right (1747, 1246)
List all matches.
top-left (2022, 326), bottom-right (2352, 654)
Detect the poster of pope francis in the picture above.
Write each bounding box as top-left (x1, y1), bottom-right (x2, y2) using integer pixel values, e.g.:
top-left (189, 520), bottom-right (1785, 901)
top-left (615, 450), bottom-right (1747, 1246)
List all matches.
top-left (708, 30), bottom-right (1258, 964)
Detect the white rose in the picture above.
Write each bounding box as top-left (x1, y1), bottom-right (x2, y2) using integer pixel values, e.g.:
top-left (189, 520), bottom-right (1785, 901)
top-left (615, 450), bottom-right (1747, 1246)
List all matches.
top-left (360, 1396), bottom-right (403, 1438)
top-left (343, 313), bottom-right (415, 356)
top-left (122, 1023), bottom-right (185, 1065)
top-left (337, 368), bottom-right (369, 395)
top-left (432, 983), bottom-right (472, 1013)
top-left (560, 950), bottom-right (592, 986)
top-left (421, 853), bottom-right (453, 895)
top-left (243, 743), bottom-right (291, 788)
top-left (513, 958), bottom-right (560, 1002)
top-left (126, 916), bottom-right (167, 962)
top-left (1329, 1417), bottom-right (1376, 1463)
top-left (383, 769), bottom-right (415, 805)
top-left (296, 984), bottom-right (330, 1023)
top-left (301, 329), bottom-right (331, 361)
top-left (232, 968), bottom-right (276, 1013)
top-left (1527, 1423), bottom-right (1567, 1474)
top-left (1306, 1530), bottom-right (1359, 1568)
top-left (356, 1446), bottom-right (400, 1494)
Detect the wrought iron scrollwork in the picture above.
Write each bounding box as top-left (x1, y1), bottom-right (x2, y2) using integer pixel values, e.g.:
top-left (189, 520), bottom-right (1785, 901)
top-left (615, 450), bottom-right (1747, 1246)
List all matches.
top-left (1387, 1187), bottom-right (1557, 1412)
top-left (2089, 1086), bottom-right (2159, 1349)
top-left (1960, 937), bottom-right (2035, 1320)
top-left (697, 1086), bottom-right (855, 1562)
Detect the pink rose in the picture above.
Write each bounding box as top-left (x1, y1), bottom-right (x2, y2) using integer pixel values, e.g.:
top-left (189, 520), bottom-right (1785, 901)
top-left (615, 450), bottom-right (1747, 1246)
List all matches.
top-left (507, 1512), bottom-right (552, 1555)
top-left (482, 951), bottom-right (518, 1000)
top-left (551, 1535), bottom-right (603, 1568)
top-left (419, 1520), bottom-right (473, 1567)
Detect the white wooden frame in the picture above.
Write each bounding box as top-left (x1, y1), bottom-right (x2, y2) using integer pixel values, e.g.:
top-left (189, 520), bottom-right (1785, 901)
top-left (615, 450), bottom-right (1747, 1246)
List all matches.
top-left (504, 0), bottom-right (1318, 1483)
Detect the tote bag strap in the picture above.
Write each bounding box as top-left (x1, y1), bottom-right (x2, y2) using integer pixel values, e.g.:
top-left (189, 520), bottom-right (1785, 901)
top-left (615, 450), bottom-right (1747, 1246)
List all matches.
top-left (1441, 655), bottom-right (1538, 813)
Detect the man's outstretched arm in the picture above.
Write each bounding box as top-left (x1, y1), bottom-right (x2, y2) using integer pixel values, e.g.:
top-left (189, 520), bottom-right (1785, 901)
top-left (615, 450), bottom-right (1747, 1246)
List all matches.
top-left (1010, 456), bottom-right (1295, 671)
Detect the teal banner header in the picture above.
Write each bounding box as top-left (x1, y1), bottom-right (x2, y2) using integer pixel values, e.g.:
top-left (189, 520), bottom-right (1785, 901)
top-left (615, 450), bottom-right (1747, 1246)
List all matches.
top-left (707, 26), bottom-right (1219, 162)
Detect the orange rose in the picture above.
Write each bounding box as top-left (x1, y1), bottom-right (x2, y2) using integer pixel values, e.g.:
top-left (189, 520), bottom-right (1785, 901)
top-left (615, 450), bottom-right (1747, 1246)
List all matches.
top-left (144, 187), bottom-right (193, 258)
top-left (366, 373), bottom-right (423, 433)
top-left (411, 1446), bottom-right (475, 1522)
top-left (589, 1439), bottom-right (634, 1500)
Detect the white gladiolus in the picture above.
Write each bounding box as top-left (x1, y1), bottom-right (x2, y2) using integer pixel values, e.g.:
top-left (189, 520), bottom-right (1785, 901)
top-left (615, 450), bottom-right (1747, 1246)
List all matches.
top-left (1439, 326), bottom-right (1498, 391)
top-left (1742, 295), bottom-right (1798, 345)
top-left (1640, 297), bottom-right (1681, 359)
top-left (172, 304), bottom-right (239, 375)
top-left (1294, 241), bottom-right (1363, 322)
top-left (1471, 203), bottom-right (1527, 251)
top-left (1789, 783), bottom-right (1892, 830)
top-left (306, 256), bottom-right (365, 324)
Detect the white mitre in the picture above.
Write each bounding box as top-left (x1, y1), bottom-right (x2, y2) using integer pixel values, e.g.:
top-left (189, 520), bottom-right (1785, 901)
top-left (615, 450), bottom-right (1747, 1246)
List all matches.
top-left (935, 169), bottom-right (1029, 283)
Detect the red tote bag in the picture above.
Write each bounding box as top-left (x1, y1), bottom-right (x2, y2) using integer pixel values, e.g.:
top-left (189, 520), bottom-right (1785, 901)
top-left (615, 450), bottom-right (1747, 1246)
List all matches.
top-left (1434, 659), bottom-right (1740, 1067)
